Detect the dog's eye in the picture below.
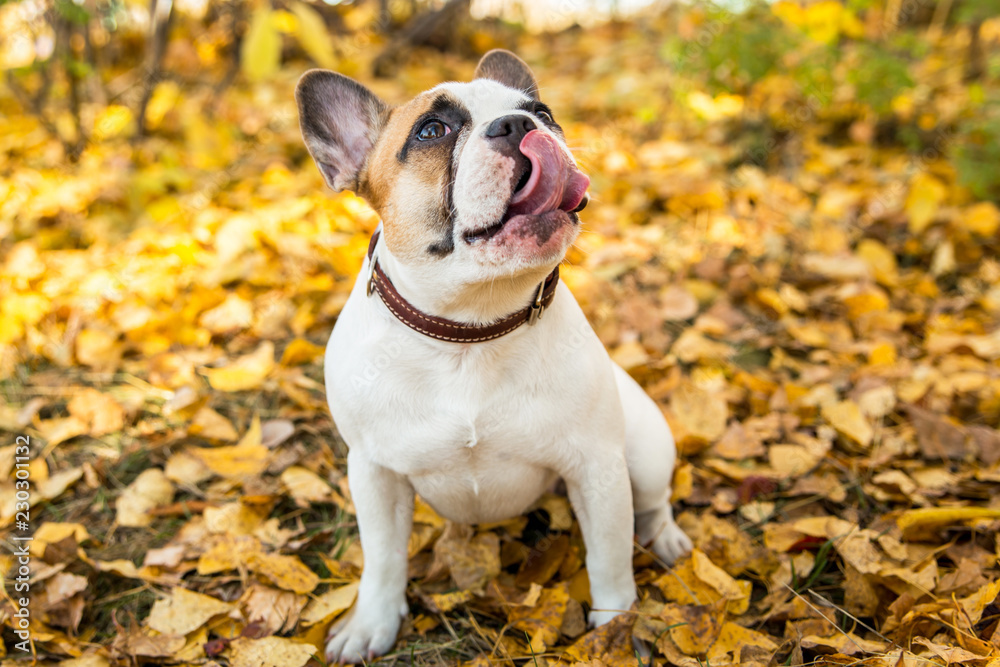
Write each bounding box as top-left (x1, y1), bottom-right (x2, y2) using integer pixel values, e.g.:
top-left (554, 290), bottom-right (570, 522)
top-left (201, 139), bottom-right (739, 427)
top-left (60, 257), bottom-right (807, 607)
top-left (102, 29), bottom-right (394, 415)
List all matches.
top-left (417, 120), bottom-right (450, 141)
top-left (535, 108), bottom-right (554, 123)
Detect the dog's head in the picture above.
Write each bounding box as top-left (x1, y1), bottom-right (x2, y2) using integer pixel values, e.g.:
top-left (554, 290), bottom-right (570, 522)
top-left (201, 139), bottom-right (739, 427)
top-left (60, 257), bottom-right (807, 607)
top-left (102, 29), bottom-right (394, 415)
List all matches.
top-left (296, 50), bottom-right (589, 289)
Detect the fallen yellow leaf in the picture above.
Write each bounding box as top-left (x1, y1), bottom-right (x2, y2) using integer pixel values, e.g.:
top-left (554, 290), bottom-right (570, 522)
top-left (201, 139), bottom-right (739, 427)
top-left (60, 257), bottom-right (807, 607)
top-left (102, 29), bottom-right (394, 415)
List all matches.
top-left (201, 342), bottom-right (275, 392)
top-left (115, 468), bottom-right (175, 527)
top-left (821, 400), bottom-right (873, 449)
top-left (146, 587), bottom-right (234, 636)
top-left (280, 338), bottom-right (325, 366)
top-left (301, 580), bottom-right (359, 626)
top-left (188, 417), bottom-right (269, 479)
top-left (229, 636), bottom-right (315, 667)
top-left (247, 552), bottom-right (320, 594)
top-left (905, 172), bottom-right (946, 234)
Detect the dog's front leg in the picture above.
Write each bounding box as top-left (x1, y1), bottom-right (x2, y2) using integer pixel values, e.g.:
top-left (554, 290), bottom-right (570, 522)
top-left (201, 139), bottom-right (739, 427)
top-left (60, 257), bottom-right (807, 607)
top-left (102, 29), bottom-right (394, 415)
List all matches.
top-left (565, 452), bottom-right (637, 626)
top-left (326, 450), bottom-right (413, 664)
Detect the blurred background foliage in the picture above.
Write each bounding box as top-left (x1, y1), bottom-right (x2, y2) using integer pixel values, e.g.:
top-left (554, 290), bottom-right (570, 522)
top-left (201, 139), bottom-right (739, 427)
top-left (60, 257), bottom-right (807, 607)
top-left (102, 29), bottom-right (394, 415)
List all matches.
top-left (2, 0), bottom-right (1000, 196)
top-left (0, 0), bottom-right (999, 381)
top-left (0, 0), bottom-right (998, 378)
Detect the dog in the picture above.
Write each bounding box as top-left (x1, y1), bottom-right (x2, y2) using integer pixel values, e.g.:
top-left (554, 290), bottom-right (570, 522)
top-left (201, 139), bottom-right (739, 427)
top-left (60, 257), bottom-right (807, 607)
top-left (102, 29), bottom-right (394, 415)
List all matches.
top-left (296, 49), bottom-right (692, 663)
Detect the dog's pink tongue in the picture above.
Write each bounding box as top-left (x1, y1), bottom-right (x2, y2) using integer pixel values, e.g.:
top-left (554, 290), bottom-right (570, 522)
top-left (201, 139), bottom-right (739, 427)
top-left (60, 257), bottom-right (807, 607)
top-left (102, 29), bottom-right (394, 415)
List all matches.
top-left (509, 130), bottom-right (590, 216)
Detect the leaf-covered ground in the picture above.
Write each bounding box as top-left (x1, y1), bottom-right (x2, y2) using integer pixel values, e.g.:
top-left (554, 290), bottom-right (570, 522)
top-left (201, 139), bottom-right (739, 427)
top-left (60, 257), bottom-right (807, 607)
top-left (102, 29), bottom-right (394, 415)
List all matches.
top-left (2, 6), bottom-right (1000, 667)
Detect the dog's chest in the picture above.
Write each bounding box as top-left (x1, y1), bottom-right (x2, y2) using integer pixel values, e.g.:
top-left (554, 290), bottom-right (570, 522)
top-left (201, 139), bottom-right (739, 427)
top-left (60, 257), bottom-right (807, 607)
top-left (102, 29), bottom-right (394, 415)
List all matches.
top-left (328, 329), bottom-right (575, 522)
top-left (365, 355), bottom-right (558, 472)
top-left (376, 400), bottom-right (560, 524)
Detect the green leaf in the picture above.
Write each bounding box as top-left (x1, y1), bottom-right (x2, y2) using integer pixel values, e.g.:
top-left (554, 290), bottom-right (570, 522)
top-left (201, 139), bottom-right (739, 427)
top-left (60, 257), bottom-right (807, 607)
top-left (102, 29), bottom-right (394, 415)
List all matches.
top-left (55, 0), bottom-right (91, 25)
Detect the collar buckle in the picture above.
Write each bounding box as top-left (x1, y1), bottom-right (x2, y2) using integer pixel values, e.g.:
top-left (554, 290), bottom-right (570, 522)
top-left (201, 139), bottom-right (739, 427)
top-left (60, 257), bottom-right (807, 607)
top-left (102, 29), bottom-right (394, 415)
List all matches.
top-left (527, 280), bottom-right (546, 326)
top-left (365, 250), bottom-right (379, 298)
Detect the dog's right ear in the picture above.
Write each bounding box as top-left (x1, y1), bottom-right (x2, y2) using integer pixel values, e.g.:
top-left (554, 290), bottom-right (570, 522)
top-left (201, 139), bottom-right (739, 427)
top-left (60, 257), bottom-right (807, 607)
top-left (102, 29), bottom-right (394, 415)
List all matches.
top-left (474, 49), bottom-right (539, 100)
top-left (296, 70), bottom-right (388, 193)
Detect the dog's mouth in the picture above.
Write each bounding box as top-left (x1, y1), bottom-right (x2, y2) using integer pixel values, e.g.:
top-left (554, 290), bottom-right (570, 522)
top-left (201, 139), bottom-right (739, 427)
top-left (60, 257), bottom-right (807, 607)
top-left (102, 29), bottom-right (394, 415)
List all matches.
top-left (464, 130), bottom-right (590, 245)
top-left (514, 166), bottom-right (532, 194)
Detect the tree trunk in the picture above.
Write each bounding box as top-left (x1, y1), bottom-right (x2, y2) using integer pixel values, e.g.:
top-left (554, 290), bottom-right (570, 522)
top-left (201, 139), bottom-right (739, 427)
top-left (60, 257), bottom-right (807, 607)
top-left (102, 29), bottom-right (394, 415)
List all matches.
top-left (135, 0), bottom-right (174, 138)
top-left (373, 0), bottom-right (470, 77)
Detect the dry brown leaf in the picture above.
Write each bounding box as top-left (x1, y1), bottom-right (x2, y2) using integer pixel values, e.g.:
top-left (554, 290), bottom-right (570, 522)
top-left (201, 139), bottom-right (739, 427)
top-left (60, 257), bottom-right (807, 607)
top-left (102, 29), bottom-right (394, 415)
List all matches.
top-left (245, 552), bottom-right (319, 594)
top-left (659, 600), bottom-right (726, 655)
top-left (800, 632), bottom-right (885, 655)
top-left (35, 416), bottom-right (89, 447)
top-left (261, 418), bottom-right (296, 448)
top-left (228, 636), bottom-right (315, 667)
top-left (188, 406), bottom-right (239, 441)
top-left (280, 338), bottom-right (325, 365)
top-left (120, 630), bottom-right (186, 658)
top-left (164, 450), bottom-right (214, 485)
top-left (907, 405), bottom-right (971, 460)
top-left (912, 636), bottom-right (986, 664)
top-left (430, 523), bottom-right (501, 591)
top-left (897, 508), bottom-right (1000, 540)
top-left (821, 400), bottom-right (873, 449)
top-left (516, 534), bottom-right (570, 588)
top-left (533, 493), bottom-right (574, 531)
top-left (35, 467), bottom-right (85, 503)
top-left (241, 583), bottom-right (307, 634)
top-left (670, 382), bottom-right (729, 452)
top-left (508, 584), bottom-right (570, 651)
top-left (188, 416), bottom-right (268, 479)
top-left (58, 655), bottom-right (111, 667)
top-left (199, 294), bottom-right (253, 334)
top-left (835, 530), bottom-right (882, 575)
top-left (115, 468), bottom-right (175, 527)
top-left (706, 621), bottom-right (778, 661)
top-left (197, 534), bottom-right (265, 574)
top-left (143, 544), bottom-right (186, 569)
top-left (42, 572), bottom-right (88, 607)
top-left (301, 581), bottom-right (359, 626)
top-left (280, 466), bottom-right (332, 503)
top-left (75, 328), bottom-right (122, 370)
top-left (661, 285), bottom-right (699, 321)
top-left (563, 610), bottom-right (636, 667)
top-left (201, 341), bottom-right (275, 391)
top-left (67, 388), bottom-right (125, 436)
top-left (655, 549), bottom-right (752, 614)
top-left (146, 587), bottom-right (234, 636)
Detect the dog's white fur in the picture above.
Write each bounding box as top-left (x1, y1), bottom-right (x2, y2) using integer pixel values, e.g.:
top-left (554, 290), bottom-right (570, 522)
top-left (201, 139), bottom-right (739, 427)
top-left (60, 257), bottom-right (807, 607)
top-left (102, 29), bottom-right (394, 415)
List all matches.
top-left (304, 71), bottom-right (692, 664)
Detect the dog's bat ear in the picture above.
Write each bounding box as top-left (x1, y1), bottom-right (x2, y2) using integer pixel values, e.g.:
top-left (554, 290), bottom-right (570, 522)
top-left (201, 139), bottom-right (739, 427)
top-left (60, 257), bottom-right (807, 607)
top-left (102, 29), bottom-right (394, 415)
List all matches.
top-left (473, 49), bottom-right (539, 100)
top-left (295, 69), bottom-right (388, 193)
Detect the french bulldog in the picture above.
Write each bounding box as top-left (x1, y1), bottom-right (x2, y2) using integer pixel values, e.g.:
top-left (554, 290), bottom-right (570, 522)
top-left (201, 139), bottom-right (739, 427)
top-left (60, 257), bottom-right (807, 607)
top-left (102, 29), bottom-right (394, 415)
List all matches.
top-left (296, 49), bottom-right (692, 663)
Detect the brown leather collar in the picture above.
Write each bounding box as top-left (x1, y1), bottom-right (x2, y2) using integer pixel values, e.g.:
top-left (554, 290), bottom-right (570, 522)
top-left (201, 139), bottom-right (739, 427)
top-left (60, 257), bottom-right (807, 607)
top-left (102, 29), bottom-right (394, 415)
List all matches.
top-left (365, 230), bottom-right (559, 343)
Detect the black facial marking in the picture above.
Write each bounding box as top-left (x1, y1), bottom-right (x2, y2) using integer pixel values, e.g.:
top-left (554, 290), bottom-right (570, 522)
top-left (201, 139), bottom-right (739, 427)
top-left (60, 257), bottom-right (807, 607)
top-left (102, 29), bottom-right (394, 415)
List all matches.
top-left (400, 94), bottom-right (469, 257)
top-left (518, 100), bottom-right (564, 137)
top-left (397, 94), bottom-right (471, 164)
top-left (427, 127), bottom-right (463, 257)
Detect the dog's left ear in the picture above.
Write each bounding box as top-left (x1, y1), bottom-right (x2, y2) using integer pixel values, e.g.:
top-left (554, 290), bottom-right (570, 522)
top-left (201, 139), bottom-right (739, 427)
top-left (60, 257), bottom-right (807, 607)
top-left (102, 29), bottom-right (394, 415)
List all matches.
top-left (296, 69), bottom-right (389, 192)
top-left (474, 49), bottom-right (538, 100)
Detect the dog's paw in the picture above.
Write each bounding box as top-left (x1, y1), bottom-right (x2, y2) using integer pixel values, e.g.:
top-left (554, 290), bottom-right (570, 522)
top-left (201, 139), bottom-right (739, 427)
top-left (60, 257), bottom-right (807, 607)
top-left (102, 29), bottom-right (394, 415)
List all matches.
top-left (588, 608), bottom-right (624, 627)
top-left (636, 506), bottom-right (692, 565)
top-left (588, 592), bottom-right (637, 629)
top-left (325, 601), bottom-right (406, 664)
top-left (650, 521), bottom-right (692, 565)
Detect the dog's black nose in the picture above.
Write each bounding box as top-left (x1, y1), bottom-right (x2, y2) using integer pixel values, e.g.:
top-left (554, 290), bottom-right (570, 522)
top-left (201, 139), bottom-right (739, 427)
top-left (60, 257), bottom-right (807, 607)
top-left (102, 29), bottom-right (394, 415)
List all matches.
top-left (485, 114), bottom-right (536, 142)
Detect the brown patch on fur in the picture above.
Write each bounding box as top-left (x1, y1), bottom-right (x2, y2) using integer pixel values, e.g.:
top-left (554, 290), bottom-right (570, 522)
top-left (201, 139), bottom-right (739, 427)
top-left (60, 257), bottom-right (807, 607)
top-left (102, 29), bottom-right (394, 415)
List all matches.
top-left (360, 91), bottom-right (461, 261)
